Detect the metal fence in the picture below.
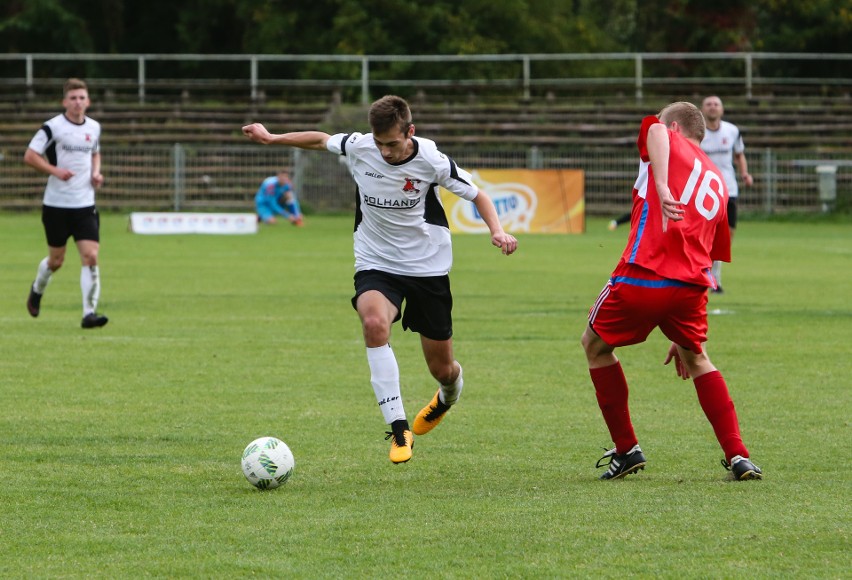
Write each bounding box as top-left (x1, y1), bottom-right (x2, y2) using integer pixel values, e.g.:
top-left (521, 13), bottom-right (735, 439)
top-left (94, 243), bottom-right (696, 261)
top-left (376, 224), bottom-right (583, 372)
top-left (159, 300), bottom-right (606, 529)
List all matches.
top-left (2, 145), bottom-right (847, 214)
top-left (2, 52), bottom-right (851, 104)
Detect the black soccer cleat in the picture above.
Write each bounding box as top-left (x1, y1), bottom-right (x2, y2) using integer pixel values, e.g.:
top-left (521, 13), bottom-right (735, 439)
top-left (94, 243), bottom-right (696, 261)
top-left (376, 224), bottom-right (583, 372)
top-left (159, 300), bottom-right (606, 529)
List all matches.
top-left (27, 284), bottom-right (42, 318)
top-left (81, 313), bottom-right (109, 329)
top-left (596, 444), bottom-right (647, 480)
top-left (722, 455), bottom-right (763, 480)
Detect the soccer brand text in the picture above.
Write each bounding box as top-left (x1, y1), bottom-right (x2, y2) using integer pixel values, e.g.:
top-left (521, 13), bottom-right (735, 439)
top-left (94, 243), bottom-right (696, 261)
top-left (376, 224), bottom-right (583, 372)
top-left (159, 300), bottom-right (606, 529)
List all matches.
top-left (363, 195), bottom-right (420, 209)
top-left (61, 144), bottom-right (96, 153)
top-left (377, 396), bottom-right (400, 407)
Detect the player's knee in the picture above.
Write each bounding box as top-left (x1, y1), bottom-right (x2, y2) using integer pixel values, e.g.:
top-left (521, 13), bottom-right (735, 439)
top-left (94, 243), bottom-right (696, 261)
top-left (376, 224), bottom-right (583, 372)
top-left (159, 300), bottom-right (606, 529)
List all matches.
top-left (580, 331), bottom-right (590, 352)
top-left (581, 327), bottom-right (615, 366)
top-left (678, 347), bottom-right (715, 376)
top-left (80, 251), bottom-right (98, 266)
top-left (430, 360), bottom-right (456, 385)
top-left (361, 315), bottom-right (390, 345)
top-left (48, 256), bottom-right (64, 270)
top-left (580, 327), bottom-right (597, 356)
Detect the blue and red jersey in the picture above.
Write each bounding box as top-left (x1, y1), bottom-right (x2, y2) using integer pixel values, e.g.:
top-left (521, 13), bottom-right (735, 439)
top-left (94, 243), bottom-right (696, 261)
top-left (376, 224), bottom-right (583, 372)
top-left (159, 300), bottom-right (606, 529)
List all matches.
top-left (616, 116), bottom-right (731, 287)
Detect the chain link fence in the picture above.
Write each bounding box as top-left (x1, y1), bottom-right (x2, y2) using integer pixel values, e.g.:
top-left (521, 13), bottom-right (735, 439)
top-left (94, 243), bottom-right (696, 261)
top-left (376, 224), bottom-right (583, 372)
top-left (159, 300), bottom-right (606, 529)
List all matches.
top-left (0, 145), bottom-right (848, 214)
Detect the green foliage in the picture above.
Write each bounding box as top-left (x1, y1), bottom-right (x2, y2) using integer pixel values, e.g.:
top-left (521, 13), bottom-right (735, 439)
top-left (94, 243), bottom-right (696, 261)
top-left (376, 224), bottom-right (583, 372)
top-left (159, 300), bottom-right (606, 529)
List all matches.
top-left (2, 0), bottom-right (849, 61)
top-left (754, 0), bottom-right (852, 53)
top-left (1, 1), bottom-right (847, 90)
top-left (632, 0), bottom-right (758, 53)
top-left (0, 213), bottom-right (849, 576)
top-left (0, 0), bottom-right (93, 53)
top-left (752, 0), bottom-right (852, 79)
top-left (174, 0), bottom-right (246, 53)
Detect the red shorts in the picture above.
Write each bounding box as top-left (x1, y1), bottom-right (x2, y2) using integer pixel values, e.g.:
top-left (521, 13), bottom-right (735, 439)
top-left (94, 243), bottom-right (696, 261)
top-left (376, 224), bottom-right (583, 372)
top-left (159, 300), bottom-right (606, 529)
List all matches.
top-left (588, 264), bottom-right (709, 354)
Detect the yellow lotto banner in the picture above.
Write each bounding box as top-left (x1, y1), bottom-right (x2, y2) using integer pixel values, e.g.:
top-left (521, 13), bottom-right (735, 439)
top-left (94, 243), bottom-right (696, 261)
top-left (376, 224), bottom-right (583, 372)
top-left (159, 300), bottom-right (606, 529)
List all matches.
top-left (440, 169), bottom-right (585, 234)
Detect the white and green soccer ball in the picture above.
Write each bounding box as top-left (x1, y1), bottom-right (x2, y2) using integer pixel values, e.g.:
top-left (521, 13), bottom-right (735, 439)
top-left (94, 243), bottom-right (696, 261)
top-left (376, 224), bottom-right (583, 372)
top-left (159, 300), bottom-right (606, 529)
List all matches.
top-left (241, 437), bottom-right (295, 490)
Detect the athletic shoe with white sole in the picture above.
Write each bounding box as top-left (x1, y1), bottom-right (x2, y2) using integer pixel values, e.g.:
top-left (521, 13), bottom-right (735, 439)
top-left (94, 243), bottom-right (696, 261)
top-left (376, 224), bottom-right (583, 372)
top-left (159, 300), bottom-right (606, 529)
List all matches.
top-left (722, 455), bottom-right (763, 480)
top-left (596, 444), bottom-right (646, 480)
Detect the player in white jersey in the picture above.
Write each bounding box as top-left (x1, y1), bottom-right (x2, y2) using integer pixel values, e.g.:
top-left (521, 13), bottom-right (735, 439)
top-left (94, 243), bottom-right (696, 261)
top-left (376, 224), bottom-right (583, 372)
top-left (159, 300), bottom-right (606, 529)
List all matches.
top-left (700, 96), bottom-right (753, 294)
top-left (24, 78), bottom-right (108, 329)
top-left (243, 95), bottom-right (517, 464)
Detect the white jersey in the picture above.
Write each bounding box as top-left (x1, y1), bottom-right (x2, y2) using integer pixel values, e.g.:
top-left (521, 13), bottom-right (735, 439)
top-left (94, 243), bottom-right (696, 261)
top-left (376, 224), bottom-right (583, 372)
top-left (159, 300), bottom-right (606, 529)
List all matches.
top-left (327, 132), bottom-right (479, 276)
top-left (700, 120), bottom-right (744, 198)
top-left (27, 113), bottom-right (101, 208)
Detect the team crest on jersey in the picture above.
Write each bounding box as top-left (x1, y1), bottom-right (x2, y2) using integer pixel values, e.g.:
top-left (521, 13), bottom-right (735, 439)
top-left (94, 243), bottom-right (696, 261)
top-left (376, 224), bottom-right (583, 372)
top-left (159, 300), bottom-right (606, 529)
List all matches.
top-left (402, 178), bottom-right (422, 194)
top-left (85, 134), bottom-right (91, 142)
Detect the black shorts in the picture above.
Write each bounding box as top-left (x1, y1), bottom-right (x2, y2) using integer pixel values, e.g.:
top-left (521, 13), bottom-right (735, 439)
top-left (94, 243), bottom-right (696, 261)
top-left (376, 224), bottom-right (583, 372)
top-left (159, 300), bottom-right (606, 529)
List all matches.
top-left (42, 205), bottom-right (100, 248)
top-left (352, 270), bottom-right (453, 341)
top-left (727, 197), bottom-right (738, 229)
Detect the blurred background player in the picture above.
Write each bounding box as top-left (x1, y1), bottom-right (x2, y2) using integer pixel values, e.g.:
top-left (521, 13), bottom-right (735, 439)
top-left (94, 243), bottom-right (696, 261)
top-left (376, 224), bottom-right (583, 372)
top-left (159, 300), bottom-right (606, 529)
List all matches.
top-left (607, 211), bottom-right (631, 231)
top-left (24, 77), bottom-right (108, 329)
top-left (254, 169), bottom-right (304, 226)
top-left (581, 102), bottom-right (762, 482)
top-left (700, 96), bottom-right (753, 293)
top-left (243, 95), bottom-right (518, 465)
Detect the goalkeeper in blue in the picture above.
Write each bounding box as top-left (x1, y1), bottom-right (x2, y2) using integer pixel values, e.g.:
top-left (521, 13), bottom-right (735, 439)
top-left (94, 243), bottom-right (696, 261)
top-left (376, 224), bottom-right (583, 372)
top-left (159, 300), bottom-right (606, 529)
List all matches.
top-left (255, 169), bottom-right (304, 226)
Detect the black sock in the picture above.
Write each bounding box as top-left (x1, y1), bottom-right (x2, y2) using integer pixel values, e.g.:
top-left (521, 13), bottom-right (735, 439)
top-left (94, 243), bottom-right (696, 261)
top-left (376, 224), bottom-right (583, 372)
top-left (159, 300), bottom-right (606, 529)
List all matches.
top-left (391, 418), bottom-right (410, 436)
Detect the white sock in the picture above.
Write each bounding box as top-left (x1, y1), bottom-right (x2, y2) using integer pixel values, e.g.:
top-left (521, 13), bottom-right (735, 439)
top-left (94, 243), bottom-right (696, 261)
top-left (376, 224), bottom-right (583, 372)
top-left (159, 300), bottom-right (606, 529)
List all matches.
top-left (439, 363), bottom-right (464, 406)
top-left (366, 344), bottom-right (406, 424)
top-left (711, 260), bottom-right (722, 286)
top-left (34, 258), bottom-right (53, 294)
top-left (81, 265), bottom-right (100, 316)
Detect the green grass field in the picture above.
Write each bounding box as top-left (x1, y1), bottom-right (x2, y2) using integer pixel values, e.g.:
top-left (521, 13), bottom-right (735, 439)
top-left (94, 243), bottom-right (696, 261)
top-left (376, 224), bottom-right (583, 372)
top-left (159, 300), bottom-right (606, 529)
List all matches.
top-left (1, 212), bottom-right (849, 577)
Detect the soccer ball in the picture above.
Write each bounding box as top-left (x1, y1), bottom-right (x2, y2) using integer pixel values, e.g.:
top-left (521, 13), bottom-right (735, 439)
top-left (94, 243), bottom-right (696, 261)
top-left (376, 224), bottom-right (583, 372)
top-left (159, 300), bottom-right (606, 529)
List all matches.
top-left (241, 436), bottom-right (295, 490)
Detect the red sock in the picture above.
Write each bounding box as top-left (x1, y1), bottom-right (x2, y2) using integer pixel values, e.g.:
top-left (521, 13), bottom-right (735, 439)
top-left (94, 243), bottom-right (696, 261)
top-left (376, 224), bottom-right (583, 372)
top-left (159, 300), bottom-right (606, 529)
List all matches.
top-left (693, 371), bottom-right (749, 461)
top-left (590, 362), bottom-right (637, 454)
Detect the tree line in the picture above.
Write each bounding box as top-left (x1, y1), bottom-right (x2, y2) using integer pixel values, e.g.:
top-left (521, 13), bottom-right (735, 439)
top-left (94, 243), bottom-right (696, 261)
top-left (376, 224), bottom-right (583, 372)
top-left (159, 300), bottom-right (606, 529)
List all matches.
top-left (2, 0), bottom-right (849, 79)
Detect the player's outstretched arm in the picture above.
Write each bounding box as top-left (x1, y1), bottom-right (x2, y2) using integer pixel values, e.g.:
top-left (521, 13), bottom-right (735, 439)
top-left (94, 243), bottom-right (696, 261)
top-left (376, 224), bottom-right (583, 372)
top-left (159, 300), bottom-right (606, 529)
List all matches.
top-left (242, 123), bottom-right (330, 151)
top-left (472, 190), bottom-right (517, 256)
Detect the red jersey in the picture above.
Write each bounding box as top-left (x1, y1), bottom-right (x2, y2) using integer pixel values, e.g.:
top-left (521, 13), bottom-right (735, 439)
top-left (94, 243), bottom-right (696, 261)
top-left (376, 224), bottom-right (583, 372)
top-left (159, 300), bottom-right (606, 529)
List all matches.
top-left (617, 116), bottom-right (731, 287)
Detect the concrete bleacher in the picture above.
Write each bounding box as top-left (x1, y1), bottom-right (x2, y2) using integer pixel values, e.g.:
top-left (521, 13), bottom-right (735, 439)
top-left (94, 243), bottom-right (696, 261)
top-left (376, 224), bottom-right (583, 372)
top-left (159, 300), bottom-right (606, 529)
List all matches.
top-left (414, 98), bottom-right (852, 212)
top-left (0, 101), bottom-right (332, 210)
top-left (3, 97), bottom-right (852, 150)
top-left (411, 100), bottom-right (852, 149)
top-left (2, 95), bottom-right (850, 212)
top-left (0, 101), bottom-right (330, 148)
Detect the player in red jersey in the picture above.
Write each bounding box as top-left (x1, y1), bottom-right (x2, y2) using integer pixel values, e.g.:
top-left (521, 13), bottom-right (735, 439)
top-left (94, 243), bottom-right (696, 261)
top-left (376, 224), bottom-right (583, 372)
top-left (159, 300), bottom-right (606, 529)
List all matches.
top-left (581, 101), bottom-right (762, 481)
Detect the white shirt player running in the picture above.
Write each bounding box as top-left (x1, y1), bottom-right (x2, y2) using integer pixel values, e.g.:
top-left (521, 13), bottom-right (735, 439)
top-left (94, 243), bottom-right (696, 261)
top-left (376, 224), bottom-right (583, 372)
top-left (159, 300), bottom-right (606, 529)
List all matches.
top-left (28, 113), bottom-right (101, 208)
top-left (700, 120), bottom-right (745, 198)
top-left (327, 132), bottom-right (479, 277)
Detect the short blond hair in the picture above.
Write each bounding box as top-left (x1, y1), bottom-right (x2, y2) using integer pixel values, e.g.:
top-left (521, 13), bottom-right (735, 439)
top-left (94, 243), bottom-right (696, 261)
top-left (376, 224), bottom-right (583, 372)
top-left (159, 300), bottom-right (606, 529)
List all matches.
top-left (63, 78), bottom-right (88, 96)
top-left (658, 101), bottom-right (706, 141)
